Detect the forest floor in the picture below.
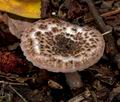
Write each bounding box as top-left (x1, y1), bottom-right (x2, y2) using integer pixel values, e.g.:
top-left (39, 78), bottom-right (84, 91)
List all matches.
top-left (0, 0), bottom-right (120, 102)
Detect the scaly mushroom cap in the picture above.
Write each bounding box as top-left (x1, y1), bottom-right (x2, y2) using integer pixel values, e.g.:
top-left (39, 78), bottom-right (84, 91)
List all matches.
top-left (20, 18), bottom-right (105, 72)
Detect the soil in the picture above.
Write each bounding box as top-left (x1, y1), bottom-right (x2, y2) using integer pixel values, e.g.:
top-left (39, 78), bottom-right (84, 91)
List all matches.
top-left (0, 0), bottom-right (120, 102)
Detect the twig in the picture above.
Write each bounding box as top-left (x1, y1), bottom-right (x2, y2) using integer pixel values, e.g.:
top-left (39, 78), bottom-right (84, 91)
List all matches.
top-left (41, 0), bottom-right (50, 18)
top-left (9, 85), bottom-right (28, 102)
top-left (85, 8), bottom-right (120, 23)
top-left (68, 88), bottom-right (91, 102)
top-left (82, 0), bottom-right (108, 33)
top-left (102, 30), bottom-right (112, 36)
top-left (0, 81), bottom-right (28, 86)
top-left (82, 0), bottom-right (118, 57)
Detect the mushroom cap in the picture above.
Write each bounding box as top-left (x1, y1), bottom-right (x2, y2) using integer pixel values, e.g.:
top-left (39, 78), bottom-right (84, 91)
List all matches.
top-left (20, 18), bottom-right (105, 73)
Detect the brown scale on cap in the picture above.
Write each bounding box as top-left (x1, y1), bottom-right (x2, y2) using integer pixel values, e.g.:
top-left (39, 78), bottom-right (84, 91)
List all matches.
top-left (20, 18), bottom-right (105, 72)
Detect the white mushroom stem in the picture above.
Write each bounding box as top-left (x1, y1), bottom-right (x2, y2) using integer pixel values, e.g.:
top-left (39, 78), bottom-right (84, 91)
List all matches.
top-left (65, 72), bottom-right (83, 89)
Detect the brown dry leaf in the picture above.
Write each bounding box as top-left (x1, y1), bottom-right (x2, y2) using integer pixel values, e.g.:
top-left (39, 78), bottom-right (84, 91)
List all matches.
top-left (48, 79), bottom-right (63, 89)
top-left (0, 0), bottom-right (41, 18)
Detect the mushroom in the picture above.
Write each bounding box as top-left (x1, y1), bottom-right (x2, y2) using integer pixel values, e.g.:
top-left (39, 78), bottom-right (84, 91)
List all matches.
top-left (19, 18), bottom-right (105, 89)
top-left (20, 18), bottom-right (105, 73)
top-left (5, 17), bottom-right (104, 89)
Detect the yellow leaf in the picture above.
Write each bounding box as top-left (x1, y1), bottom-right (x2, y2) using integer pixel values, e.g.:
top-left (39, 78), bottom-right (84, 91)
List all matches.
top-left (0, 0), bottom-right (41, 18)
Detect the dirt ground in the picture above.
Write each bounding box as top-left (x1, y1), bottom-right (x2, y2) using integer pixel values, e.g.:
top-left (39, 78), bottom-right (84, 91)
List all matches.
top-left (0, 0), bottom-right (120, 102)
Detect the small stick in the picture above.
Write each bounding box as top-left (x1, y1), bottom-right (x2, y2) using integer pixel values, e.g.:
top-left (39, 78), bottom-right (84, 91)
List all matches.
top-left (0, 80), bottom-right (28, 86)
top-left (81, 0), bottom-right (118, 57)
top-left (85, 8), bottom-right (120, 23)
top-left (41, 0), bottom-right (50, 18)
top-left (9, 85), bottom-right (28, 102)
top-left (82, 0), bottom-right (109, 33)
top-left (102, 30), bottom-right (112, 36)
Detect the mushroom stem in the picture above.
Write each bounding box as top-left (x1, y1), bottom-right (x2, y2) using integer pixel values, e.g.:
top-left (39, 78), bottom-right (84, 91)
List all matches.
top-left (65, 72), bottom-right (83, 89)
